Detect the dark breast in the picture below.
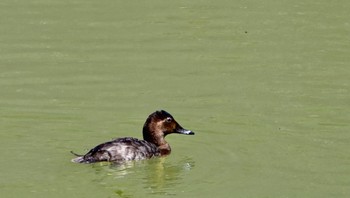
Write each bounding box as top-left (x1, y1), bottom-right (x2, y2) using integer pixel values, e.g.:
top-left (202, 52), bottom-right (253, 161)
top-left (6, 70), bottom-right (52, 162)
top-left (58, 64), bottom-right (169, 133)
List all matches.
top-left (78, 137), bottom-right (161, 163)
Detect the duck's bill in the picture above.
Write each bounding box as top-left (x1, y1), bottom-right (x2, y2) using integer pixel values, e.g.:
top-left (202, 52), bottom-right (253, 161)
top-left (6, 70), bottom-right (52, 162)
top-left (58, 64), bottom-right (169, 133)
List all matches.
top-left (176, 127), bottom-right (195, 135)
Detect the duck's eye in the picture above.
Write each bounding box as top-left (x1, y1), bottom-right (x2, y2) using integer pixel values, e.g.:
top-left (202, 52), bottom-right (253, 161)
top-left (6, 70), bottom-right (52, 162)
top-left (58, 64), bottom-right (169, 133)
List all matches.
top-left (165, 117), bottom-right (172, 122)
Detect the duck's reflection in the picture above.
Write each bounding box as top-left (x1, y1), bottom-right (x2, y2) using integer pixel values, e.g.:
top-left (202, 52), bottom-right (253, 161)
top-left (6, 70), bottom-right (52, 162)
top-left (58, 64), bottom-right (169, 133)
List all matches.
top-left (90, 156), bottom-right (195, 197)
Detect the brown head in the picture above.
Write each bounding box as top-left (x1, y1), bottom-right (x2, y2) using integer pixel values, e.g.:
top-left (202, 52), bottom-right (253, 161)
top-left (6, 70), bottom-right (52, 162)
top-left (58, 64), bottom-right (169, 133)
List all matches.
top-left (142, 110), bottom-right (194, 155)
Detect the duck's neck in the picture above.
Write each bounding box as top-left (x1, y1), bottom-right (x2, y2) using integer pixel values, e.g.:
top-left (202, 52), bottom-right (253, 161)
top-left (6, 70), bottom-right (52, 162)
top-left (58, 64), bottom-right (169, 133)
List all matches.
top-left (158, 143), bottom-right (171, 155)
top-left (143, 128), bottom-right (171, 156)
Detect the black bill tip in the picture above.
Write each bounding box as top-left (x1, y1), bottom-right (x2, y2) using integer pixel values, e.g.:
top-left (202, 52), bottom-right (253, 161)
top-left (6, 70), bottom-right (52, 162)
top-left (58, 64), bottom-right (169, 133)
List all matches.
top-left (177, 128), bottom-right (195, 135)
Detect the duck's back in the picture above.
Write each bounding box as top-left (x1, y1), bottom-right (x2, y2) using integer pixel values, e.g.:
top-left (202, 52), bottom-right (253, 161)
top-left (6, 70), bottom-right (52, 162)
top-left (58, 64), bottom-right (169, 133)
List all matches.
top-left (72, 137), bottom-right (161, 163)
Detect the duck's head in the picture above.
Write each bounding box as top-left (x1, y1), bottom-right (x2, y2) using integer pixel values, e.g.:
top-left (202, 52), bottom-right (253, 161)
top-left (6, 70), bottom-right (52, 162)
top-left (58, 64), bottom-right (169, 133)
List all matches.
top-left (142, 110), bottom-right (194, 145)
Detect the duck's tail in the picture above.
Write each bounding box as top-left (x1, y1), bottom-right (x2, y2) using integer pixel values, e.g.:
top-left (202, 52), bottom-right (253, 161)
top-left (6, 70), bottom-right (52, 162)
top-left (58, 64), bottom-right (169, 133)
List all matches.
top-left (70, 150), bottom-right (83, 157)
top-left (70, 151), bottom-right (86, 163)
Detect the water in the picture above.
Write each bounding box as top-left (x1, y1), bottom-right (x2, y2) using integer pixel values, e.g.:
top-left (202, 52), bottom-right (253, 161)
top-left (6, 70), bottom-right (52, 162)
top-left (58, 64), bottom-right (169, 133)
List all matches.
top-left (1, 0), bottom-right (349, 197)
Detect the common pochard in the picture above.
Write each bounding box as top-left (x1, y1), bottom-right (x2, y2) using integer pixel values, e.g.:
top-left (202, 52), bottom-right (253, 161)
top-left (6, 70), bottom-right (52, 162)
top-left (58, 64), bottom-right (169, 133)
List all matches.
top-left (71, 110), bottom-right (195, 163)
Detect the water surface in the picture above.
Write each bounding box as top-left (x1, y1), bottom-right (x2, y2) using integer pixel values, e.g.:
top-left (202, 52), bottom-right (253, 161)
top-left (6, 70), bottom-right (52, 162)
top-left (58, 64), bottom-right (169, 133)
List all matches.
top-left (1, 0), bottom-right (349, 197)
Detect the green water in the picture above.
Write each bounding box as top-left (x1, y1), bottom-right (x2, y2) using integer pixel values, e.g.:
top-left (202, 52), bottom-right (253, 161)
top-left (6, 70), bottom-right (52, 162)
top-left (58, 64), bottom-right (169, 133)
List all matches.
top-left (1, 0), bottom-right (349, 197)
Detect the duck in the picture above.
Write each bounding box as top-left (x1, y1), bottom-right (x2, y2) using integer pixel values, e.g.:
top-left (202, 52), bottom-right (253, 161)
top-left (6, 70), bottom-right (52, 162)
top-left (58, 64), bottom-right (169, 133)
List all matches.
top-left (71, 110), bottom-right (195, 163)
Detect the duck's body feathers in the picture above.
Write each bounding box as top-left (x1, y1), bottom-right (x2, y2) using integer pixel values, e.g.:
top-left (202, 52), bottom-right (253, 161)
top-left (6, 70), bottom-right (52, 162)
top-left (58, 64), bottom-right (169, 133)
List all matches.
top-left (72, 137), bottom-right (161, 163)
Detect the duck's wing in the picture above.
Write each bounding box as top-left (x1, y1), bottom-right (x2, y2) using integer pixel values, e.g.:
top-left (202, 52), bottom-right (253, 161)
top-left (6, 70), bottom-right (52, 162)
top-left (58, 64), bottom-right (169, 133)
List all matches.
top-left (71, 137), bottom-right (160, 163)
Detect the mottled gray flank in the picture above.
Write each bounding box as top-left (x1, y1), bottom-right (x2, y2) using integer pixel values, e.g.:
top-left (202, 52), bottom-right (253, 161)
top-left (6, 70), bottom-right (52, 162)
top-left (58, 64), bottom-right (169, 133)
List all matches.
top-left (72, 137), bottom-right (161, 163)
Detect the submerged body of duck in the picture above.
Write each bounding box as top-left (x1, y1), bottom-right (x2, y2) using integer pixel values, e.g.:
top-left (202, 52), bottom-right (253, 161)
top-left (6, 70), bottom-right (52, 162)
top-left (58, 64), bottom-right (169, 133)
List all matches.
top-left (71, 110), bottom-right (195, 163)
